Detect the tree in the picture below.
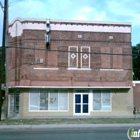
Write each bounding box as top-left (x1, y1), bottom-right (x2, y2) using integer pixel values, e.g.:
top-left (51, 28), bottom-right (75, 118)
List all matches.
top-left (132, 43), bottom-right (140, 80)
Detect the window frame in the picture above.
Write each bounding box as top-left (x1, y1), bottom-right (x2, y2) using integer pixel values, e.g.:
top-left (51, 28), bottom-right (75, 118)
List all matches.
top-left (73, 89), bottom-right (90, 115)
top-left (29, 89), bottom-right (69, 112)
top-left (81, 46), bottom-right (90, 69)
top-left (68, 46), bottom-right (78, 68)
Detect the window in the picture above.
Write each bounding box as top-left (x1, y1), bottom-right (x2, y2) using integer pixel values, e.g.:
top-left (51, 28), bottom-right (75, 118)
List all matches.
top-left (68, 46), bottom-right (78, 68)
top-left (36, 58), bottom-right (43, 63)
top-left (81, 46), bottom-right (90, 68)
top-left (30, 89), bottom-right (40, 110)
top-left (29, 89), bottom-right (68, 111)
top-left (40, 89), bottom-right (49, 110)
top-left (93, 90), bottom-right (111, 111)
top-left (68, 46), bottom-right (90, 69)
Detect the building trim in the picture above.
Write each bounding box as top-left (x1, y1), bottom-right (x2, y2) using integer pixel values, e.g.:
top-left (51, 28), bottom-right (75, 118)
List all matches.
top-left (67, 68), bottom-right (91, 70)
top-left (9, 18), bottom-right (131, 37)
top-left (100, 69), bottom-right (124, 71)
top-left (33, 68), bottom-right (58, 70)
top-left (133, 81), bottom-right (140, 84)
top-left (51, 24), bottom-right (131, 33)
top-left (9, 18), bottom-right (131, 27)
top-left (8, 86), bottom-right (132, 89)
top-left (133, 81), bottom-right (140, 86)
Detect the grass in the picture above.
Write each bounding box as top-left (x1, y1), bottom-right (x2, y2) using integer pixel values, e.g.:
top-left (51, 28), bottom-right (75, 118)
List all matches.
top-left (0, 117), bottom-right (140, 125)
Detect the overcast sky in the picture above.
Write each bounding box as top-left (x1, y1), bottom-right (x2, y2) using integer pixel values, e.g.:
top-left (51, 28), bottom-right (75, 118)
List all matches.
top-left (0, 0), bottom-right (140, 46)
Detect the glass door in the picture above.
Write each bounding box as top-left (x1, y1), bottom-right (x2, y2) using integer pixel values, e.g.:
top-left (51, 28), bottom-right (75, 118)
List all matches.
top-left (75, 93), bottom-right (89, 114)
top-left (83, 94), bottom-right (88, 113)
top-left (9, 93), bottom-right (19, 115)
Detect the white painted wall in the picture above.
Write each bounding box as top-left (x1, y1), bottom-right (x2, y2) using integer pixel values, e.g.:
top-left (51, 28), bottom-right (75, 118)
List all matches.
top-left (9, 18), bottom-right (131, 37)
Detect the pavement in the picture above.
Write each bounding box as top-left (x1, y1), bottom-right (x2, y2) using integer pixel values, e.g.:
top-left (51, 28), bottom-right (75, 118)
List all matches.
top-left (0, 123), bottom-right (140, 130)
top-left (1, 108), bottom-right (140, 130)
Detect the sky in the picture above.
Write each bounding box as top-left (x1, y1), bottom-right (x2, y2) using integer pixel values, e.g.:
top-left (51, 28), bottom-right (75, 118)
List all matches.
top-left (0, 0), bottom-right (140, 46)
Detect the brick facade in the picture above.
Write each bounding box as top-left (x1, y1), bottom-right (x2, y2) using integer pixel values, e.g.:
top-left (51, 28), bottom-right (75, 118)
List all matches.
top-left (6, 18), bottom-right (133, 118)
top-left (8, 18), bottom-right (132, 87)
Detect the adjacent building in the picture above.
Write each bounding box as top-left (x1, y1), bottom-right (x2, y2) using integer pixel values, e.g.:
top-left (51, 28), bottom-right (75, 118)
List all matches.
top-left (133, 81), bottom-right (140, 114)
top-left (7, 17), bottom-right (133, 117)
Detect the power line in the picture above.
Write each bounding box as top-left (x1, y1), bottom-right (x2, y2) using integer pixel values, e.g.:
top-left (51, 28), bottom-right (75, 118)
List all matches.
top-left (6, 45), bottom-right (133, 71)
top-left (6, 46), bottom-right (136, 56)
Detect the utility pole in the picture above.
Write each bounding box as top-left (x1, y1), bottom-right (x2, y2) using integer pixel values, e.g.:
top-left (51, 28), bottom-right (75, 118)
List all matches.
top-left (0, 48), bottom-right (3, 121)
top-left (0, 0), bottom-right (5, 121)
top-left (0, 0), bottom-right (9, 120)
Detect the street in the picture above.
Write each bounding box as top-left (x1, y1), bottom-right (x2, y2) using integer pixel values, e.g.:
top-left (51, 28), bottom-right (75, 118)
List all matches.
top-left (0, 127), bottom-right (137, 140)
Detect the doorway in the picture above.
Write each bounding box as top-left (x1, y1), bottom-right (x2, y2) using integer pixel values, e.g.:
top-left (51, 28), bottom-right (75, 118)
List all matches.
top-left (74, 90), bottom-right (89, 115)
top-left (9, 93), bottom-right (19, 115)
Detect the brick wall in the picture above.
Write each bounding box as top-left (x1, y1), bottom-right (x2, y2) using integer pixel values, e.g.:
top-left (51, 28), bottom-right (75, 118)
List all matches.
top-left (8, 28), bottom-right (132, 86)
top-left (133, 83), bottom-right (140, 113)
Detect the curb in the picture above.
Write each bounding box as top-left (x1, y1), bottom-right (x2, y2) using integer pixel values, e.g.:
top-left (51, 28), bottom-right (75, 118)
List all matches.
top-left (0, 123), bottom-right (140, 130)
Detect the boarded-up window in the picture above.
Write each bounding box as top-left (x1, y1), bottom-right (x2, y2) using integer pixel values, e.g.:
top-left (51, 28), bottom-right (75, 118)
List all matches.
top-left (81, 46), bottom-right (90, 68)
top-left (68, 46), bottom-right (78, 68)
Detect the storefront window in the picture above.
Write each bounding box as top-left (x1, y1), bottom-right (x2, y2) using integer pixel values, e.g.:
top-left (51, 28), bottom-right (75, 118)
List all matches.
top-left (40, 89), bottom-right (48, 110)
top-left (49, 90), bottom-right (58, 110)
top-left (30, 89), bottom-right (40, 110)
top-left (29, 89), bottom-right (68, 111)
top-left (93, 90), bottom-right (111, 111)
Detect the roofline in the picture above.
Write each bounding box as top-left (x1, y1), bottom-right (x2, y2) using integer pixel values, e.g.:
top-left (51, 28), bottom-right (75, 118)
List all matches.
top-left (8, 86), bottom-right (132, 89)
top-left (51, 19), bottom-right (131, 26)
top-left (9, 17), bottom-right (131, 27)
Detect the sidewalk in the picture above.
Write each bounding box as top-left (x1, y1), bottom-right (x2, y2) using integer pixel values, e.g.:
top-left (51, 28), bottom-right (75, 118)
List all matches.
top-left (0, 123), bottom-right (140, 130)
top-left (1, 109), bottom-right (140, 130)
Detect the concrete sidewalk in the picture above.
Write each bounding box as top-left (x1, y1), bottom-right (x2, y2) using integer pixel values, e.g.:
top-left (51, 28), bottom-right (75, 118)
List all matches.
top-left (0, 123), bottom-right (140, 130)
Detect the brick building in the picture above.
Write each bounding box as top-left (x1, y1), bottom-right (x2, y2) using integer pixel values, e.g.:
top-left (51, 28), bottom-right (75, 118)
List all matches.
top-left (133, 81), bottom-right (140, 114)
top-left (7, 17), bottom-right (133, 117)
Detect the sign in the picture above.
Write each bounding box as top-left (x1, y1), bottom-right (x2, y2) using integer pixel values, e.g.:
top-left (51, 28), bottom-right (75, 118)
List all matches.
top-left (127, 128), bottom-right (140, 140)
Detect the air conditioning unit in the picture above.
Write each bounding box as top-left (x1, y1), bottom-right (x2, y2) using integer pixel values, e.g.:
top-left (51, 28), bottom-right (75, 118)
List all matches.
top-left (36, 59), bottom-right (43, 63)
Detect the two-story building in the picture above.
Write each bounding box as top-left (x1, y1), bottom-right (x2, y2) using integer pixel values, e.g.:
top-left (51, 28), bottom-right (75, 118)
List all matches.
top-left (7, 17), bottom-right (133, 117)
